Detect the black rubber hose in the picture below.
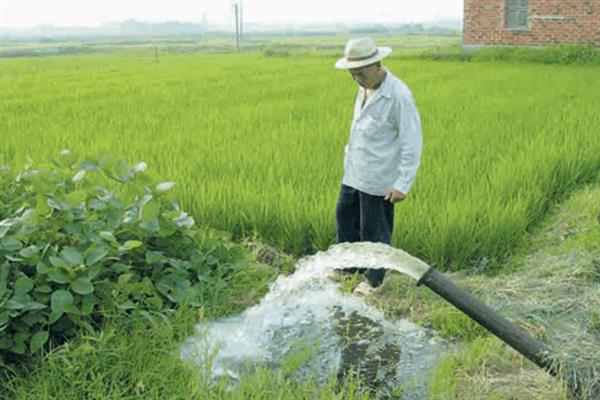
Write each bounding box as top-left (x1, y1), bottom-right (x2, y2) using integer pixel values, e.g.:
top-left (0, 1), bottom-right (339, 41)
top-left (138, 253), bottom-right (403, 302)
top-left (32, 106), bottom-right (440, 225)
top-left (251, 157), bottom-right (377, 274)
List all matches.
top-left (417, 268), bottom-right (591, 399)
top-left (417, 268), bottom-right (553, 371)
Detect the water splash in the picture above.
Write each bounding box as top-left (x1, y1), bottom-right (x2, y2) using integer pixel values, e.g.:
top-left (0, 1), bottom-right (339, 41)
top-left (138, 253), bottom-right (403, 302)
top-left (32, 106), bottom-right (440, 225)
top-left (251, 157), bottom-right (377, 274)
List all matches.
top-left (302, 242), bottom-right (431, 281)
top-left (180, 242), bottom-right (444, 398)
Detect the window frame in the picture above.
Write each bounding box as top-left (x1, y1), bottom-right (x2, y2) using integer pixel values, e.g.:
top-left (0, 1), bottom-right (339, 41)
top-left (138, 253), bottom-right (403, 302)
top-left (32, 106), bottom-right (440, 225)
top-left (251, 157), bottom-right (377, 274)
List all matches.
top-left (506, 0), bottom-right (529, 31)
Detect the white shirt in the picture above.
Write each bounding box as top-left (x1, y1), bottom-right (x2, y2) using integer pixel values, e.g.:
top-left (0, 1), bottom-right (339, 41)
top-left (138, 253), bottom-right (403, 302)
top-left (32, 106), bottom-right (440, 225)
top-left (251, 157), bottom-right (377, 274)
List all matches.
top-left (342, 69), bottom-right (423, 196)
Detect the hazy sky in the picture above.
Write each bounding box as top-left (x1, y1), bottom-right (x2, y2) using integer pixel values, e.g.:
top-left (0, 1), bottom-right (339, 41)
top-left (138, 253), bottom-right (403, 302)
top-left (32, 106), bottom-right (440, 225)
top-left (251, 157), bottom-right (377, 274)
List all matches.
top-left (2, 0), bottom-right (463, 28)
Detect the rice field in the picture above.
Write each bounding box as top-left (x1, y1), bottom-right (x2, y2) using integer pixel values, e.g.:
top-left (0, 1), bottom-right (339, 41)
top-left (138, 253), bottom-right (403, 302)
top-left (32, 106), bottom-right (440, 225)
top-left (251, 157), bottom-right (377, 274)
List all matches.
top-left (1, 51), bottom-right (599, 269)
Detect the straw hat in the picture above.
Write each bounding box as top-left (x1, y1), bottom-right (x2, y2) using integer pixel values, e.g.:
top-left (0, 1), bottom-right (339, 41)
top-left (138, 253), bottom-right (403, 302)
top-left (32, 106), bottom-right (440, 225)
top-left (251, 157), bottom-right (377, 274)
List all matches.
top-left (335, 37), bottom-right (392, 69)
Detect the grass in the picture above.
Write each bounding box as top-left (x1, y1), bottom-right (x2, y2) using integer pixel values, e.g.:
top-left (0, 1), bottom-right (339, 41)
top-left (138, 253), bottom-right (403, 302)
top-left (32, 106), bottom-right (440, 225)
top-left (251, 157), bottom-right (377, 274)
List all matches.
top-left (420, 44), bottom-right (600, 66)
top-left (0, 236), bottom-right (380, 400)
top-left (5, 183), bottom-right (597, 399)
top-left (1, 51), bottom-right (599, 271)
top-left (1, 306), bottom-right (375, 400)
top-left (394, 183), bottom-right (600, 399)
top-left (1, 46), bottom-right (599, 398)
top-left (0, 33), bottom-right (461, 57)
top-left (2, 308), bottom-right (204, 399)
top-left (429, 336), bottom-right (568, 400)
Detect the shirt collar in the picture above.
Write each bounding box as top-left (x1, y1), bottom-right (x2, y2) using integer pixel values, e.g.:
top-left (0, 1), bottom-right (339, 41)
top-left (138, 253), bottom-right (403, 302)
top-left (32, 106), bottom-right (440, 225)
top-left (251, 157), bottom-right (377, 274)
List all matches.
top-left (359, 68), bottom-right (392, 99)
top-left (376, 69), bottom-right (393, 99)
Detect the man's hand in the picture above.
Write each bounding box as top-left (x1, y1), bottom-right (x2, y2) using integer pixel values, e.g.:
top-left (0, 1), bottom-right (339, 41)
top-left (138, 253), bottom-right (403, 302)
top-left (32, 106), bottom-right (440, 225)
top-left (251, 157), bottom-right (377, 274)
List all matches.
top-left (384, 189), bottom-right (406, 204)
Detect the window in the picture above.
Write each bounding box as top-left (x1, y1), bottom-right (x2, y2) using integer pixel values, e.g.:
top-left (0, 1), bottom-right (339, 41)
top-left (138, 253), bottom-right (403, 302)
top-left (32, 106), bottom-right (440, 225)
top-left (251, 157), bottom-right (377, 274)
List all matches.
top-left (507, 0), bottom-right (529, 29)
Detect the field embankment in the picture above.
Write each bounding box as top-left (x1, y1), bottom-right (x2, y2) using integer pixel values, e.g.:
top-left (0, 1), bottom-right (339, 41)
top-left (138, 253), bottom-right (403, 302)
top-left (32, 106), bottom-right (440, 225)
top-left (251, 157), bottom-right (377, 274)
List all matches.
top-left (371, 183), bottom-right (600, 399)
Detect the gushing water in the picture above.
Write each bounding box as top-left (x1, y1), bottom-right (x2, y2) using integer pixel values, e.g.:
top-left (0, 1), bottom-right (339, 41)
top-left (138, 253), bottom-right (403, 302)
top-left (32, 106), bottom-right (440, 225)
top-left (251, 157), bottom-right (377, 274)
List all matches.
top-left (180, 242), bottom-right (444, 398)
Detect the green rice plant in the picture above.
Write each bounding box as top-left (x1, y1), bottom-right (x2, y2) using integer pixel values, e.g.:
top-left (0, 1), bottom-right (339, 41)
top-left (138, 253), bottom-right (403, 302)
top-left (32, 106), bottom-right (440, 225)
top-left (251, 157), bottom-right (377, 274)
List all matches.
top-left (1, 52), bottom-right (598, 271)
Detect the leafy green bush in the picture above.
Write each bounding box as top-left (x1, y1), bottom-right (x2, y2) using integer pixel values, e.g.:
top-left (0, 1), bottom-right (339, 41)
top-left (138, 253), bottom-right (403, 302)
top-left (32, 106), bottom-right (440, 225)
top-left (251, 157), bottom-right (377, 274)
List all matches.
top-left (471, 44), bottom-right (600, 65)
top-left (417, 44), bottom-right (600, 66)
top-left (0, 151), bottom-right (246, 361)
top-left (421, 44), bottom-right (600, 65)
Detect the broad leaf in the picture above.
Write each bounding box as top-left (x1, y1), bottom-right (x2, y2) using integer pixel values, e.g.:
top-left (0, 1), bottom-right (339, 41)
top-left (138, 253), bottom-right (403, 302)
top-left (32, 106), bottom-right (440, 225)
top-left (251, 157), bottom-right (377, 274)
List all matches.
top-left (47, 198), bottom-right (68, 211)
top-left (65, 190), bottom-right (87, 208)
top-left (117, 273), bottom-right (134, 287)
top-left (49, 255), bottom-right (66, 268)
top-left (35, 261), bottom-right (50, 274)
top-left (71, 276), bottom-right (94, 295)
top-left (99, 231), bottom-right (117, 242)
top-left (1, 237), bottom-right (23, 252)
top-left (47, 268), bottom-right (70, 284)
top-left (21, 311), bottom-right (46, 326)
top-left (35, 197), bottom-right (51, 216)
top-left (11, 338), bottom-right (26, 354)
top-left (30, 330), bottom-right (49, 353)
top-left (0, 263), bottom-right (10, 299)
top-left (61, 247), bottom-right (83, 266)
top-left (117, 300), bottom-right (136, 310)
top-left (121, 240), bottom-right (142, 251)
top-left (34, 285), bottom-right (52, 294)
top-left (85, 247), bottom-right (108, 266)
top-left (49, 310), bottom-right (63, 324)
top-left (4, 298), bottom-right (25, 310)
top-left (51, 290), bottom-right (74, 314)
top-left (80, 295), bottom-right (97, 316)
top-left (141, 200), bottom-right (161, 222)
top-left (19, 245), bottom-right (39, 259)
top-left (14, 277), bottom-right (34, 296)
top-left (22, 300), bottom-right (46, 312)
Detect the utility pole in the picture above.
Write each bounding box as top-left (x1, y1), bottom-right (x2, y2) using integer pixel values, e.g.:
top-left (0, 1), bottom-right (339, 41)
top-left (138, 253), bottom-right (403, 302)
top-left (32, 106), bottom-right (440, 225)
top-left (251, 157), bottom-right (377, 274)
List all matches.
top-left (239, 0), bottom-right (243, 42)
top-left (232, 0), bottom-right (243, 53)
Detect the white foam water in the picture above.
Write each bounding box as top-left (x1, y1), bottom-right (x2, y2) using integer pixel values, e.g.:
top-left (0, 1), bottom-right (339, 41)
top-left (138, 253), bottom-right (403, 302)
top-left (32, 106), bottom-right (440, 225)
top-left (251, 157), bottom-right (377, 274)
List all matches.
top-left (180, 242), bottom-right (444, 398)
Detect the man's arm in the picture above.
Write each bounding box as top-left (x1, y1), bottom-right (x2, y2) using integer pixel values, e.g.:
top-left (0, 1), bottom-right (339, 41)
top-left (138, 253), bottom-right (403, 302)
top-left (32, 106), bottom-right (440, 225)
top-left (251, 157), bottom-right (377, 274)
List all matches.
top-left (386, 93), bottom-right (423, 202)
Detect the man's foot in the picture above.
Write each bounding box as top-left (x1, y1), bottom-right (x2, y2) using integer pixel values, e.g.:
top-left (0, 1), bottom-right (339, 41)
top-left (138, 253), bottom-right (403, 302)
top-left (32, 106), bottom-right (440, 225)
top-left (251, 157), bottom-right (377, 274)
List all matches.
top-left (352, 281), bottom-right (375, 297)
top-left (364, 268), bottom-right (385, 288)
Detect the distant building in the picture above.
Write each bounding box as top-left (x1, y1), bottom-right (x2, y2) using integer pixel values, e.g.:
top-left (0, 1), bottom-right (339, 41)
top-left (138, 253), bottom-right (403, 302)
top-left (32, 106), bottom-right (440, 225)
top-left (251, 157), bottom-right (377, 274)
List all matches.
top-left (463, 0), bottom-right (600, 47)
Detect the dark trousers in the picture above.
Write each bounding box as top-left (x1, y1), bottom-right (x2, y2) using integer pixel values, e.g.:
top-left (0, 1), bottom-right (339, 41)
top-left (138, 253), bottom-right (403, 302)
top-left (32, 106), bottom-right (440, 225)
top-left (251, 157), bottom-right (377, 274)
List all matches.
top-left (335, 184), bottom-right (394, 287)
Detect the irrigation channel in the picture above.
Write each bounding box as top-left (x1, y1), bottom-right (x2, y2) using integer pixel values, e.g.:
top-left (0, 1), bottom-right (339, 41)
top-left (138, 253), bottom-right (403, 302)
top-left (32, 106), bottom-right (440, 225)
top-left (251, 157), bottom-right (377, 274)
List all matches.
top-left (180, 242), bottom-right (584, 399)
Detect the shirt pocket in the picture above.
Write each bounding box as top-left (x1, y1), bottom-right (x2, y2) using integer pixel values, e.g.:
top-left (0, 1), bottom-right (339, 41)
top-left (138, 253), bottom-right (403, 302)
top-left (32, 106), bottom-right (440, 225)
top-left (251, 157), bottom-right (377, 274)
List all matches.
top-left (358, 113), bottom-right (381, 137)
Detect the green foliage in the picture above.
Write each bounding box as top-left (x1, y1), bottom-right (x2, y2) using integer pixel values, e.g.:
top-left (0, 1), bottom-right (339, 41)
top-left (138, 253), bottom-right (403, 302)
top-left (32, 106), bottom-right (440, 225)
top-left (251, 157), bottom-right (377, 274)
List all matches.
top-left (371, 272), bottom-right (488, 340)
top-left (2, 308), bottom-right (375, 400)
top-left (421, 44), bottom-right (600, 65)
top-left (418, 46), bottom-right (474, 62)
top-left (1, 53), bottom-right (599, 271)
top-left (0, 152), bottom-right (251, 360)
top-left (333, 272), bottom-right (364, 294)
top-left (429, 337), bottom-right (568, 399)
top-left (430, 337), bottom-right (513, 399)
top-left (2, 307), bottom-right (206, 399)
top-left (262, 45), bottom-right (293, 58)
top-left (472, 44), bottom-right (600, 65)
top-left (426, 304), bottom-right (488, 341)
top-left (431, 337), bottom-right (521, 400)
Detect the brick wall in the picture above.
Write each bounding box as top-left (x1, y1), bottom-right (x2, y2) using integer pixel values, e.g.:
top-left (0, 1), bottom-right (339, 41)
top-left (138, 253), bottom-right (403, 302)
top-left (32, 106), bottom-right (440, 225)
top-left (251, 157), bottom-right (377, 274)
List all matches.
top-left (464, 0), bottom-right (600, 47)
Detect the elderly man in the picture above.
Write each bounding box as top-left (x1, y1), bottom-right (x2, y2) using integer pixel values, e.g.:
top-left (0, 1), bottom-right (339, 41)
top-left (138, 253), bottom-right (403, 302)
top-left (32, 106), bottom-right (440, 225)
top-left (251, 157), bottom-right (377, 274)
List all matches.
top-left (334, 37), bottom-right (423, 294)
